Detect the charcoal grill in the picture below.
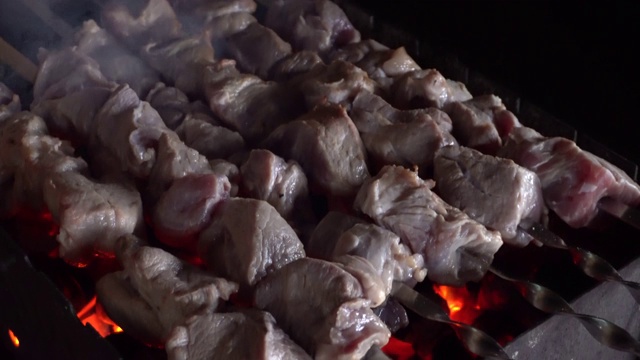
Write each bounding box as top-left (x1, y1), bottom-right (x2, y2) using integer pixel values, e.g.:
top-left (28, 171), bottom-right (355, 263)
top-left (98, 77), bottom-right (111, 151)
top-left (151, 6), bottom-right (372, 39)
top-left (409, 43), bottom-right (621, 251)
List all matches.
top-left (1, 1), bottom-right (640, 359)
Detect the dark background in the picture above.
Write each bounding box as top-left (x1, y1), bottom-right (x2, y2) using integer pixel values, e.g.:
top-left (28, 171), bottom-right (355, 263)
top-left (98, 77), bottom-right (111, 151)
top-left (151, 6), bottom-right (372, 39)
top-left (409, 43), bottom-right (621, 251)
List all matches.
top-left (1, 0), bottom-right (639, 165)
top-left (351, 0), bottom-right (640, 165)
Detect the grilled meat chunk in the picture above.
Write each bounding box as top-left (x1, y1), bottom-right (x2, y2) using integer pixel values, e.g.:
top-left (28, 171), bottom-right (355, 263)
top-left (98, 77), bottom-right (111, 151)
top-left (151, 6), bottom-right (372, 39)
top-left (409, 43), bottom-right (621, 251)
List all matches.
top-left (166, 310), bottom-right (311, 360)
top-left (350, 92), bottom-right (457, 172)
top-left (355, 165), bottom-right (503, 285)
top-left (445, 95), bottom-right (521, 155)
top-left (198, 198), bottom-right (306, 287)
top-left (499, 127), bottom-right (640, 228)
top-left (269, 51), bottom-right (324, 81)
top-left (264, 104), bottom-right (370, 197)
top-left (97, 235), bottom-right (238, 345)
top-left (263, 0), bottom-right (361, 54)
top-left (101, 0), bottom-right (182, 49)
top-left (225, 22), bottom-right (293, 79)
top-left (255, 257), bottom-right (390, 360)
top-left (74, 20), bottom-right (160, 97)
top-left (307, 211), bottom-right (365, 259)
top-left (434, 145), bottom-right (547, 247)
top-left (175, 116), bottom-right (246, 159)
top-left (169, 0), bottom-right (257, 23)
top-left (390, 69), bottom-right (472, 110)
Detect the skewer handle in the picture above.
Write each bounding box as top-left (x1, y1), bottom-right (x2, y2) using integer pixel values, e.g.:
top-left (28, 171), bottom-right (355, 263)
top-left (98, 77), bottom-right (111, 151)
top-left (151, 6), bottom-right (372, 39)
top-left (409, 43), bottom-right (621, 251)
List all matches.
top-left (0, 37), bottom-right (38, 83)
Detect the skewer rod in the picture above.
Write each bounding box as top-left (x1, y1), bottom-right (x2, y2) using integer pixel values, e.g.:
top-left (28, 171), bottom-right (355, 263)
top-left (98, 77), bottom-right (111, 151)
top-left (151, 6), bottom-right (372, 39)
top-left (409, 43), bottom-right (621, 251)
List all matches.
top-left (0, 37), bottom-right (37, 83)
top-left (21, 0), bottom-right (75, 40)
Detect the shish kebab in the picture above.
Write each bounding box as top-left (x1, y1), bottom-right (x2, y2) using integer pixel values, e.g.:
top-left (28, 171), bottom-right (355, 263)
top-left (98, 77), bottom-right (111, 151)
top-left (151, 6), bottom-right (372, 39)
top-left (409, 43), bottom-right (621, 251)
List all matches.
top-left (2, 21), bottom-right (508, 358)
top-left (95, 0), bottom-right (640, 290)
top-left (7, 0), bottom-right (640, 354)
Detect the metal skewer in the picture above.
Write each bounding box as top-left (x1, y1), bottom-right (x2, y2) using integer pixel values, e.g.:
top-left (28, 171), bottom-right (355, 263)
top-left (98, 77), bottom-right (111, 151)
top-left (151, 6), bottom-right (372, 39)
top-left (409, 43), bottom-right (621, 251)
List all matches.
top-left (391, 281), bottom-right (511, 359)
top-left (0, 37), bottom-right (38, 83)
top-left (521, 222), bottom-right (640, 303)
top-left (598, 197), bottom-right (640, 231)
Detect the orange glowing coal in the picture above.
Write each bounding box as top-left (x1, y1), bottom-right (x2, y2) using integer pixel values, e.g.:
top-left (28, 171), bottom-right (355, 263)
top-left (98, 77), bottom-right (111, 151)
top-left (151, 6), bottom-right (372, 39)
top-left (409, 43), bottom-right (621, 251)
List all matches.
top-left (382, 336), bottom-right (416, 360)
top-left (8, 329), bottom-right (19, 348)
top-left (433, 284), bottom-right (482, 324)
top-left (76, 296), bottom-right (122, 337)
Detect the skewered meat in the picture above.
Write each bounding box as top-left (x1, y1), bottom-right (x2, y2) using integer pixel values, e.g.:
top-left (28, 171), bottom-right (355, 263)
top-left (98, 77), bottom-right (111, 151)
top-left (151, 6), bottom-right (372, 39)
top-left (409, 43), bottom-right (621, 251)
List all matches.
top-left (166, 310), bottom-right (311, 360)
top-left (175, 116), bottom-right (246, 159)
top-left (350, 91), bottom-right (457, 172)
top-left (445, 94), bottom-right (521, 155)
top-left (254, 257), bottom-right (390, 360)
top-left (264, 103), bottom-right (370, 197)
top-left (263, 0), bottom-right (361, 55)
top-left (240, 149), bottom-right (316, 237)
top-left (434, 145), bottom-right (547, 247)
top-left (269, 50), bottom-right (324, 81)
top-left (169, 0), bottom-right (257, 23)
top-left (390, 68), bottom-right (472, 110)
top-left (0, 112), bottom-right (144, 265)
top-left (198, 197), bottom-right (306, 288)
top-left (74, 20), bottom-right (160, 97)
top-left (209, 159), bottom-right (241, 196)
top-left (101, 0), bottom-right (182, 49)
top-left (204, 60), bottom-right (304, 144)
top-left (97, 235), bottom-right (238, 345)
top-left (306, 211), bottom-right (364, 259)
top-left (146, 83), bottom-right (202, 130)
top-left (0, 82), bottom-right (21, 122)
top-left (225, 22), bottom-right (293, 79)
top-left (499, 126), bottom-right (640, 228)
top-left (354, 165), bottom-right (503, 285)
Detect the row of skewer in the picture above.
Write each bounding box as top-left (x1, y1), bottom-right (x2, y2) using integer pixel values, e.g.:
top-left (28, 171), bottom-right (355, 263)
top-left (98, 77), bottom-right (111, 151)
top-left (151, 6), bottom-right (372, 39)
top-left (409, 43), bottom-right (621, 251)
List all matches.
top-left (2, 1), bottom-right (640, 359)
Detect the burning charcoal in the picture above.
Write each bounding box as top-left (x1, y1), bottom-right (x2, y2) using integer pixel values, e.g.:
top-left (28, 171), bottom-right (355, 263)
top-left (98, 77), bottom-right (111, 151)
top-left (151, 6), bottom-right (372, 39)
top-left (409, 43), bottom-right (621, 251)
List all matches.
top-left (354, 165), bottom-right (503, 286)
top-left (165, 310), bottom-right (311, 360)
top-left (152, 173), bottom-right (231, 249)
top-left (499, 126), bottom-right (640, 228)
top-left (350, 91), bottom-right (457, 173)
top-left (263, 0), bottom-right (361, 55)
top-left (0, 82), bottom-right (21, 122)
top-left (254, 257), bottom-right (390, 360)
top-left (198, 198), bottom-right (306, 288)
top-left (390, 69), bottom-right (472, 110)
top-left (225, 22), bottom-right (293, 79)
top-left (445, 95), bottom-right (521, 155)
top-left (96, 235), bottom-right (238, 345)
top-left (434, 145), bottom-right (548, 247)
top-left (204, 60), bottom-right (304, 144)
top-left (332, 223), bottom-right (427, 295)
top-left (372, 298), bottom-right (410, 333)
top-left (264, 103), bottom-right (370, 197)
top-left (240, 149), bottom-right (316, 232)
top-left (175, 116), bottom-right (246, 159)
top-left (74, 20), bottom-right (161, 98)
top-left (101, 0), bottom-right (182, 49)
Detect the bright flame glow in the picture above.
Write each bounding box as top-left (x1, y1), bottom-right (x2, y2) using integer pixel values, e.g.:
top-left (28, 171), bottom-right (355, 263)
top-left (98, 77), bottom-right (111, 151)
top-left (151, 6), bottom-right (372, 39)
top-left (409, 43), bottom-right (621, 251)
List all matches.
top-left (8, 329), bottom-right (19, 348)
top-left (433, 284), bottom-right (483, 325)
top-left (382, 336), bottom-right (415, 360)
top-left (77, 296), bottom-right (122, 337)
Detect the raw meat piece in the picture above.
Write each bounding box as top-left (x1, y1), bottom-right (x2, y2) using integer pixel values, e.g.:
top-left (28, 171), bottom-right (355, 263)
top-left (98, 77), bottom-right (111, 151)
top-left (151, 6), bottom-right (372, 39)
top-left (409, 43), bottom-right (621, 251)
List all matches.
top-left (390, 69), bottom-right (472, 110)
top-left (175, 116), bottom-right (246, 159)
top-left (354, 165), bottom-right (503, 285)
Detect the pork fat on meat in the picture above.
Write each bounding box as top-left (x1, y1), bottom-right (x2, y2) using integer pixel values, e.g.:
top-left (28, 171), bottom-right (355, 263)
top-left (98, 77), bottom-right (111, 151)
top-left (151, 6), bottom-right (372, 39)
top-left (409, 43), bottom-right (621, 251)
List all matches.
top-left (198, 198), bottom-right (305, 288)
top-left (355, 165), bottom-right (503, 285)
top-left (434, 145), bottom-right (547, 247)
top-left (97, 235), bottom-right (238, 345)
top-left (255, 258), bottom-right (390, 360)
top-left (499, 127), bottom-right (640, 228)
top-left (0, 82), bottom-right (21, 122)
top-left (166, 310), bottom-right (311, 360)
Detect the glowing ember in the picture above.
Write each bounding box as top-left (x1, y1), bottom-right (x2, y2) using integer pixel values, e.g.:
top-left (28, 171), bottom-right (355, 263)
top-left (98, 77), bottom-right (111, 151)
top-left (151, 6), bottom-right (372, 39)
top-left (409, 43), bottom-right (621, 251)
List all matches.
top-left (8, 329), bottom-right (19, 348)
top-left (382, 336), bottom-right (415, 360)
top-left (433, 285), bottom-right (482, 324)
top-left (76, 296), bottom-right (122, 337)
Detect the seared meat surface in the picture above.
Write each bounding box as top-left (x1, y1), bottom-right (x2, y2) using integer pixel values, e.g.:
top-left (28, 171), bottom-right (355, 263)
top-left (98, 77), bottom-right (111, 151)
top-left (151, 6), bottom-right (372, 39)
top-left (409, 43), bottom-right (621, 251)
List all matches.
top-left (175, 116), bottom-right (246, 159)
top-left (0, 82), bottom-right (21, 122)
top-left (350, 91), bottom-right (457, 172)
top-left (499, 127), bottom-right (640, 228)
top-left (355, 165), bottom-right (503, 285)
top-left (391, 69), bottom-right (472, 110)
top-left (254, 257), bottom-right (390, 360)
top-left (198, 198), bottom-right (306, 287)
top-left (434, 145), bottom-right (547, 247)
top-left (166, 310), bottom-right (311, 360)
top-left (97, 235), bottom-right (238, 345)
top-left (264, 104), bottom-right (370, 197)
